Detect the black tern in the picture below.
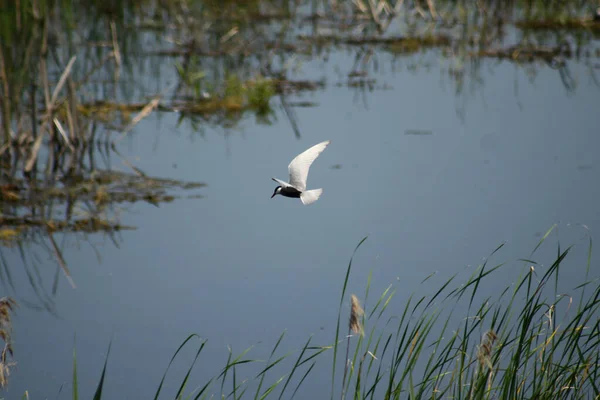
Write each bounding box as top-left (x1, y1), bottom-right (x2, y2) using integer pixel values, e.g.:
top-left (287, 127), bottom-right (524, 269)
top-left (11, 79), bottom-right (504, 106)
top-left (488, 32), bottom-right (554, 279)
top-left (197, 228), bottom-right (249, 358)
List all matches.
top-left (271, 140), bottom-right (331, 205)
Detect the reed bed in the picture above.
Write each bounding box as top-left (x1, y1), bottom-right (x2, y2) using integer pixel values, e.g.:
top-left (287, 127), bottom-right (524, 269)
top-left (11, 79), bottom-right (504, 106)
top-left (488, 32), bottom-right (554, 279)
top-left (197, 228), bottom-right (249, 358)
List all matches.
top-left (60, 226), bottom-right (598, 399)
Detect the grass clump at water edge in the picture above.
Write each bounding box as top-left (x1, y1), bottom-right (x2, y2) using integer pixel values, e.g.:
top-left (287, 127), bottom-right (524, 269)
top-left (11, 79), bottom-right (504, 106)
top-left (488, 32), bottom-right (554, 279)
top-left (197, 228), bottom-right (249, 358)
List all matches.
top-left (25, 226), bottom-right (600, 399)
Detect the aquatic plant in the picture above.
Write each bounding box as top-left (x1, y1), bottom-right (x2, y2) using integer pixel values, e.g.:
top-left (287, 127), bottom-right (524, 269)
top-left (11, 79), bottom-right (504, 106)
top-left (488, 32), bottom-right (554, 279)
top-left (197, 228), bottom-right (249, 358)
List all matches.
top-left (164, 229), bottom-right (599, 399)
top-left (38, 226), bottom-right (599, 399)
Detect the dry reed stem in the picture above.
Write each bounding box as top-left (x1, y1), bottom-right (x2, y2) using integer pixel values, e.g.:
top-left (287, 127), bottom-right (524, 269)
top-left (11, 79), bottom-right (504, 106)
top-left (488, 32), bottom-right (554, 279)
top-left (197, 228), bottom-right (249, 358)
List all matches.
top-left (25, 56), bottom-right (77, 172)
top-left (414, 3), bottom-right (426, 18)
top-left (0, 297), bottom-right (17, 389)
top-left (369, 0), bottom-right (382, 26)
top-left (426, 0), bottom-right (437, 18)
top-left (0, 143), bottom-right (9, 156)
top-left (114, 97), bottom-right (161, 144)
top-left (66, 84), bottom-right (77, 143)
top-left (393, 0), bottom-right (404, 14)
top-left (110, 20), bottom-right (121, 83)
top-left (50, 56), bottom-right (77, 106)
top-left (220, 26), bottom-right (239, 43)
top-left (0, 349), bottom-right (15, 389)
top-left (24, 133), bottom-right (45, 171)
top-left (113, 82), bottom-right (177, 145)
top-left (53, 117), bottom-right (75, 151)
top-left (48, 231), bottom-right (77, 289)
top-left (21, 51), bottom-right (116, 160)
top-left (353, 0), bottom-right (368, 14)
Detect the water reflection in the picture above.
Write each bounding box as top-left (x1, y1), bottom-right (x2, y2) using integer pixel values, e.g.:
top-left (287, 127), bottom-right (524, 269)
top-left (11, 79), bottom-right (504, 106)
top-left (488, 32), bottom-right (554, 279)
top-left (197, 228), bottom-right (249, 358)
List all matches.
top-left (3, 0), bottom-right (597, 147)
top-left (0, 159), bottom-right (205, 311)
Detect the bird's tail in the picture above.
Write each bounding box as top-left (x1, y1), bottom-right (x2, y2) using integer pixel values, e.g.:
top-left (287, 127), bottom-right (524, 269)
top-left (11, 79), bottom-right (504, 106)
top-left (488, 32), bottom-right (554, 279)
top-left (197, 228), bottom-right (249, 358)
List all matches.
top-left (300, 189), bottom-right (323, 205)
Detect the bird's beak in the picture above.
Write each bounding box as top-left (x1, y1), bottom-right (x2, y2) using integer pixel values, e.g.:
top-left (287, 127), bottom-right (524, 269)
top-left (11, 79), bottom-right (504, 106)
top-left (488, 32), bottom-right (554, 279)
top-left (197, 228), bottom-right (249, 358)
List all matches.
top-left (271, 193), bottom-right (276, 199)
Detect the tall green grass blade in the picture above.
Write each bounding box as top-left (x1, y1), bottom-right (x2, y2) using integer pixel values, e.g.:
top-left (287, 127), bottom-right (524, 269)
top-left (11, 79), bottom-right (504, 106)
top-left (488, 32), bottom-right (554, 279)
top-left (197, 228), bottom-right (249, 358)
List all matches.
top-left (420, 271), bottom-right (437, 284)
top-left (174, 340), bottom-right (206, 399)
top-left (364, 270), bottom-right (373, 308)
top-left (218, 345), bottom-right (258, 399)
top-left (191, 378), bottom-right (214, 400)
top-left (425, 274), bottom-right (456, 309)
top-left (219, 345), bottom-right (257, 381)
top-left (290, 361), bottom-right (316, 400)
top-left (278, 336), bottom-right (312, 399)
top-left (332, 236), bottom-right (368, 400)
top-left (232, 363), bottom-right (237, 400)
top-left (377, 289), bottom-right (396, 320)
top-left (530, 224), bottom-right (556, 256)
top-left (255, 354), bottom-right (290, 381)
top-left (586, 237), bottom-right (592, 276)
top-left (297, 346), bottom-right (330, 367)
top-left (72, 335), bottom-right (78, 400)
top-left (221, 346), bottom-right (234, 396)
top-left (154, 334), bottom-right (203, 400)
top-left (92, 340), bottom-right (112, 400)
top-left (258, 375), bottom-right (286, 400)
top-left (255, 331), bottom-right (287, 399)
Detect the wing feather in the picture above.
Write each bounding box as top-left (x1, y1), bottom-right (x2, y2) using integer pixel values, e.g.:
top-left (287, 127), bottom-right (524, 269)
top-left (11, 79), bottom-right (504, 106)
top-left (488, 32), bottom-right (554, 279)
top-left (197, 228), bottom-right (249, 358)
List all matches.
top-left (272, 177), bottom-right (292, 188)
top-left (287, 140), bottom-right (330, 191)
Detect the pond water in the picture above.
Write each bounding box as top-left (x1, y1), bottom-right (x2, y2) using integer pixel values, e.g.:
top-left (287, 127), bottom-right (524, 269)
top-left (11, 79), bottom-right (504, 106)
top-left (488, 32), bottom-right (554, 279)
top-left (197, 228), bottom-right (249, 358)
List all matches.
top-left (2, 3), bottom-right (600, 399)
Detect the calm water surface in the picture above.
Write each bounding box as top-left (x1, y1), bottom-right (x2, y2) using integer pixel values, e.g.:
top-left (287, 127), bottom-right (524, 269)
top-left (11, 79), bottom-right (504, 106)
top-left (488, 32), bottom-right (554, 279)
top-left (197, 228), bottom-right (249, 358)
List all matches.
top-left (6, 48), bottom-right (600, 398)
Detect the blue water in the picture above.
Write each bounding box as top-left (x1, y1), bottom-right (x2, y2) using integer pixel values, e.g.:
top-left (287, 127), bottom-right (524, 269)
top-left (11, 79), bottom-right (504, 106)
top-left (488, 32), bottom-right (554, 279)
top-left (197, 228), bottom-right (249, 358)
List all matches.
top-left (5, 48), bottom-right (600, 399)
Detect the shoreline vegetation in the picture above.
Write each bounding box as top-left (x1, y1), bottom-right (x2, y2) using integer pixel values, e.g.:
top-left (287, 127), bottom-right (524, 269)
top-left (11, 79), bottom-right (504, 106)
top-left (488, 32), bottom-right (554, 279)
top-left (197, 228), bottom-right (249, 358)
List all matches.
top-left (38, 227), bottom-right (600, 399)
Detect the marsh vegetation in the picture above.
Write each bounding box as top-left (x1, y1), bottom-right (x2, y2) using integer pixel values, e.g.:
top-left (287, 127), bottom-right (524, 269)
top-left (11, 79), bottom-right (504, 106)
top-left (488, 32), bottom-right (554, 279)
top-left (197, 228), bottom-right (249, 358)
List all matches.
top-left (64, 232), bottom-right (600, 399)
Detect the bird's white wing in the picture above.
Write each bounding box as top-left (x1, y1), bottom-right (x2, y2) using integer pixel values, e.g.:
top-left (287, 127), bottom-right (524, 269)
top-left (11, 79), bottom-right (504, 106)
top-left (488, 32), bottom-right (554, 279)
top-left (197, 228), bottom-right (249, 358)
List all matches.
top-left (287, 140), bottom-right (330, 191)
top-left (272, 178), bottom-right (292, 188)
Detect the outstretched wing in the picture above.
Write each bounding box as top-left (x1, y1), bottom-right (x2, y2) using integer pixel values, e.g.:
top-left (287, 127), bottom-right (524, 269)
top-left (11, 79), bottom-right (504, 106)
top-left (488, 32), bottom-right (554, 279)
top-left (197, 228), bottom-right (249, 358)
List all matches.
top-left (272, 177), bottom-right (292, 188)
top-left (287, 140), bottom-right (330, 191)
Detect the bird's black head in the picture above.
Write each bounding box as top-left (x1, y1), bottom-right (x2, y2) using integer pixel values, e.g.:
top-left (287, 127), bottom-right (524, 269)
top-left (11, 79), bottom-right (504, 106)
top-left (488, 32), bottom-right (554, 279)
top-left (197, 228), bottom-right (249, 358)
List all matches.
top-left (271, 186), bottom-right (281, 198)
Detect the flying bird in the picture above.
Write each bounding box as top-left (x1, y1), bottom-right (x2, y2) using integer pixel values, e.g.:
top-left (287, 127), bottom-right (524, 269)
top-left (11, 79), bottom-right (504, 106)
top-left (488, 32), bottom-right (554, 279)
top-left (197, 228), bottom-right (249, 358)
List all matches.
top-left (271, 140), bottom-right (331, 205)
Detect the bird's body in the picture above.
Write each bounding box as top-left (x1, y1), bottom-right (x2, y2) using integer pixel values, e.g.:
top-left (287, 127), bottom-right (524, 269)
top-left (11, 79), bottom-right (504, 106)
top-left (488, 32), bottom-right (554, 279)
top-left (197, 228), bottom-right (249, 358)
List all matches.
top-left (271, 140), bottom-right (331, 205)
top-left (273, 182), bottom-right (302, 198)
